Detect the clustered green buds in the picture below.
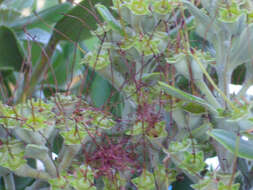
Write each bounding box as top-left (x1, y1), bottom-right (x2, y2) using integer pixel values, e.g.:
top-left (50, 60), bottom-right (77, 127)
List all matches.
top-left (3, 0), bottom-right (253, 189)
top-left (0, 140), bottom-right (26, 171)
top-left (49, 165), bottom-right (96, 190)
top-left (191, 172), bottom-right (240, 190)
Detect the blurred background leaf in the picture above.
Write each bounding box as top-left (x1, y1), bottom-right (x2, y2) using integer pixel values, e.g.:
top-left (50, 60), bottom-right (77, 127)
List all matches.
top-left (0, 26), bottom-right (24, 71)
top-left (90, 74), bottom-right (112, 108)
top-left (52, 0), bottom-right (112, 42)
top-left (10, 3), bottom-right (72, 31)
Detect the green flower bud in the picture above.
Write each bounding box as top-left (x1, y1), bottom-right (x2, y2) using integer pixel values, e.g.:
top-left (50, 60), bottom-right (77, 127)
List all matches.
top-left (125, 0), bottom-right (151, 15)
top-left (82, 43), bottom-right (112, 70)
top-left (132, 170), bottom-right (156, 190)
top-left (153, 0), bottom-right (172, 15)
top-left (218, 3), bottom-right (245, 23)
top-left (0, 140), bottom-right (26, 171)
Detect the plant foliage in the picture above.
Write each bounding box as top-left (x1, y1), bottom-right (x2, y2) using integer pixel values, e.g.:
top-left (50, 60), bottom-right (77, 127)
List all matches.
top-left (1, 0), bottom-right (253, 189)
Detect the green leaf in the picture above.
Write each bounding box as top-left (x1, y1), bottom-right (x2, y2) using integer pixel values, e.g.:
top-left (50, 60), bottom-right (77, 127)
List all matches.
top-left (182, 0), bottom-right (214, 33)
top-left (154, 165), bottom-right (176, 188)
top-left (109, 91), bottom-right (123, 117)
top-left (83, 37), bottom-right (99, 51)
top-left (248, 11), bottom-right (253, 23)
top-left (51, 133), bottom-right (64, 154)
top-left (70, 175), bottom-right (96, 190)
top-left (125, 0), bottom-right (150, 15)
top-left (14, 175), bottom-right (34, 190)
top-left (44, 42), bottom-right (82, 90)
top-left (35, 0), bottom-right (59, 11)
top-left (191, 172), bottom-right (240, 190)
top-left (126, 121), bottom-right (167, 138)
top-left (103, 175), bottom-right (126, 190)
top-left (180, 151), bottom-right (205, 175)
top-left (60, 125), bottom-right (90, 145)
top-left (231, 64), bottom-right (245, 84)
top-left (90, 74), bottom-right (112, 107)
top-left (158, 81), bottom-right (216, 113)
top-left (182, 0), bottom-right (216, 43)
top-left (135, 34), bottom-right (160, 56)
top-left (52, 0), bottom-right (112, 42)
top-left (0, 72), bottom-right (13, 101)
top-left (141, 72), bottom-right (162, 82)
top-left (200, 0), bottom-right (220, 17)
top-left (81, 42), bottom-right (112, 70)
top-left (168, 139), bottom-right (191, 153)
top-left (0, 140), bottom-right (27, 171)
top-left (95, 4), bottom-right (124, 35)
top-left (0, 166), bottom-right (9, 176)
top-left (218, 182), bottom-right (240, 190)
top-left (24, 144), bottom-right (49, 159)
top-left (218, 3), bottom-right (244, 23)
top-left (18, 28), bottom-right (52, 44)
top-left (0, 26), bottom-right (24, 71)
top-left (231, 23), bottom-right (253, 67)
top-left (0, 8), bottom-right (21, 25)
top-left (0, 177), bottom-right (4, 189)
top-left (132, 170), bottom-right (156, 190)
top-left (153, 0), bottom-right (172, 15)
top-left (207, 129), bottom-right (253, 160)
top-left (49, 173), bottom-right (71, 190)
top-left (2, 0), bottom-right (34, 10)
top-left (11, 3), bottom-right (71, 30)
top-left (182, 102), bottom-right (206, 114)
top-left (191, 122), bottom-right (211, 141)
top-left (172, 174), bottom-right (193, 190)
